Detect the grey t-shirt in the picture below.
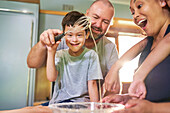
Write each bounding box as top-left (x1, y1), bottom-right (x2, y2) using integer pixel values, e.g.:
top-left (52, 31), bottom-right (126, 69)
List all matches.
top-left (57, 36), bottom-right (118, 84)
top-left (49, 48), bottom-right (103, 104)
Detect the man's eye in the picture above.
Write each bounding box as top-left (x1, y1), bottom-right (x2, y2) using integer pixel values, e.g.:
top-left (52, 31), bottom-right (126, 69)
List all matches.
top-left (93, 16), bottom-right (98, 19)
top-left (103, 21), bottom-right (109, 25)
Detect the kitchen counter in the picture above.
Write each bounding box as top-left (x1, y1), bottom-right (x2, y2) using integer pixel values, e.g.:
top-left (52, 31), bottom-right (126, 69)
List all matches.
top-left (0, 106), bottom-right (52, 113)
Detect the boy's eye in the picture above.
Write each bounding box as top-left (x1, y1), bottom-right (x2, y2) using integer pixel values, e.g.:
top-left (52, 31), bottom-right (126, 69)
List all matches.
top-left (67, 34), bottom-right (72, 37)
top-left (77, 33), bottom-right (83, 37)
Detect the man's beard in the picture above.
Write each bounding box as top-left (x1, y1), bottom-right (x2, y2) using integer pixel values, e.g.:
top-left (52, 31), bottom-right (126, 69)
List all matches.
top-left (89, 26), bottom-right (104, 40)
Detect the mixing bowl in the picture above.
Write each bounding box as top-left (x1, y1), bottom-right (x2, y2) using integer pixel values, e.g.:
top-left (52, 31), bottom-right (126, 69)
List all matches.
top-left (49, 102), bottom-right (125, 113)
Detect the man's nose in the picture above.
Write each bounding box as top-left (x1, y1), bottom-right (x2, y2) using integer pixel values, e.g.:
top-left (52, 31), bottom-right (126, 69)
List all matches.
top-left (95, 19), bottom-right (102, 28)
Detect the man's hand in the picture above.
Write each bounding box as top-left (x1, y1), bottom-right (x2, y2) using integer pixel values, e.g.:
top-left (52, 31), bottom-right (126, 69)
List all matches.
top-left (40, 29), bottom-right (63, 47)
top-left (104, 68), bottom-right (120, 93)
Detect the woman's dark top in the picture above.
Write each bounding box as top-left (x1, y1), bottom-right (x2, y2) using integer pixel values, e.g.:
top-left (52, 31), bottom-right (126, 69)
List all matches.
top-left (138, 25), bottom-right (170, 102)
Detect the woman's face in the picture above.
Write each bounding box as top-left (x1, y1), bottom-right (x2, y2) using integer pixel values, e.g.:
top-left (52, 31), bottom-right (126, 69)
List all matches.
top-left (130, 0), bottom-right (165, 37)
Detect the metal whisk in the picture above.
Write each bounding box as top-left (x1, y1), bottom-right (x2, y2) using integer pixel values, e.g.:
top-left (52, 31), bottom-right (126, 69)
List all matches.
top-left (55, 16), bottom-right (91, 42)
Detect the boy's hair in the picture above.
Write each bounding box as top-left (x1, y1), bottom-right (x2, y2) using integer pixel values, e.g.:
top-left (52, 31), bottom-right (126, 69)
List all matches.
top-left (62, 11), bottom-right (88, 34)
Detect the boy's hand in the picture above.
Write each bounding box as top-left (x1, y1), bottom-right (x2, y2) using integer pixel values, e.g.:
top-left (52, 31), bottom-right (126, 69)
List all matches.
top-left (46, 40), bottom-right (61, 54)
top-left (128, 80), bottom-right (146, 99)
top-left (40, 29), bottom-right (63, 47)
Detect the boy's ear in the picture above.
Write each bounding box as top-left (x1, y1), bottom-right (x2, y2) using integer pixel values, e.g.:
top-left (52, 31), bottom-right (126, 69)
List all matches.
top-left (86, 31), bottom-right (90, 39)
top-left (159, 0), bottom-right (167, 7)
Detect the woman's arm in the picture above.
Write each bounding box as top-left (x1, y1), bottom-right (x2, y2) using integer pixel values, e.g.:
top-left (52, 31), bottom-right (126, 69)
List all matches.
top-left (105, 38), bottom-right (148, 92)
top-left (88, 80), bottom-right (99, 102)
top-left (133, 33), bottom-right (170, 81)
top-left (129, 33), bottom-right (170, 98)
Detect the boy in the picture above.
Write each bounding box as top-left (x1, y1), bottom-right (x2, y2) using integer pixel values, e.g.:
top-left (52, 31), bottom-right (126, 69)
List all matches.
top-left (104, 0), bottom-right (170, 101)
top-left (46, 11), bottom-right (103, 104)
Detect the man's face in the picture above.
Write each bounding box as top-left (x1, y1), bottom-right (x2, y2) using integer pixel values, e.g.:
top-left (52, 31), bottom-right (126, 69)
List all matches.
top-left (130, 0), bottom-right (166, 36)
top-left (65, 25), bottom-right (87, 56)
top-left (86, 1), bottom-right (114, 38)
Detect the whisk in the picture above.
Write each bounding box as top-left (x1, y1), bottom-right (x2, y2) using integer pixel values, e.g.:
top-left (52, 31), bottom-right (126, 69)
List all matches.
top-left (55, 16), bottom-right (91, 42)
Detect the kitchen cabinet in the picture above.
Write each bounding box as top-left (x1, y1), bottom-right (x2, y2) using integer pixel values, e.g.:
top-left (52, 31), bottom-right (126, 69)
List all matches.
top-left (0, 1), bottom-right (39, 110)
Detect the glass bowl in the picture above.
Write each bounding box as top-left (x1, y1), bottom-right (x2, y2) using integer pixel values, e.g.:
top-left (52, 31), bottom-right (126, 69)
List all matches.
top-left (49, 102), bottom-right (125, 113)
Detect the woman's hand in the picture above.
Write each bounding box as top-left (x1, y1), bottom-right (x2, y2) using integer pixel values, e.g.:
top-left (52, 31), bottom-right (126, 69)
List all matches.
top-left (128, 79), bottom-right (146, 99)
top-left (114, 99), bottom-right (154, 113)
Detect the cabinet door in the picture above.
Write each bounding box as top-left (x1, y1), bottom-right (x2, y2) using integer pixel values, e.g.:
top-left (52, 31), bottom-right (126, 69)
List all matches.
top-left (0, 11), bottom-right (33, 110)
top-left (0, 1), bottom-right (39, 110)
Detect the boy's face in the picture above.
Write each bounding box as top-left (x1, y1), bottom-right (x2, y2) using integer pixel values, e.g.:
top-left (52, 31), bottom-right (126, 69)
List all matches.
top-left (130, 0), bottom-right (166, 36)
top-left (86, 1), bottom-right (114, 38)
top-left (65, 25), bottom-right (87, 56)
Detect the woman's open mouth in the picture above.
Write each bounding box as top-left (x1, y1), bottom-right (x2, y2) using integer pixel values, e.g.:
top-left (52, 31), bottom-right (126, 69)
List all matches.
top-left (137, 19), bottom-right (147, 30)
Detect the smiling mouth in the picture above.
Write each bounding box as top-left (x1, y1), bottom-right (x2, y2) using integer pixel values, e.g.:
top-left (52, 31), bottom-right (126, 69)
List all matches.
top-left (70, 43), bottom-right (80, 46)
top-left (137, 19), bottom-right (147, 28)
top-left (91, 26), bottom-right (102, 32)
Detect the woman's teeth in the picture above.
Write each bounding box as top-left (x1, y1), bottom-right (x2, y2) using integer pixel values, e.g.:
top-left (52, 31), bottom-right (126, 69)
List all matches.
top-left (137, 19), bottom-right (147, 28)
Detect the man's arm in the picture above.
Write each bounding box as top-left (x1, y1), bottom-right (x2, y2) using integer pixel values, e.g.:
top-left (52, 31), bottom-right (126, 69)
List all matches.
top-left (27, 41), bottom-right (47, 68)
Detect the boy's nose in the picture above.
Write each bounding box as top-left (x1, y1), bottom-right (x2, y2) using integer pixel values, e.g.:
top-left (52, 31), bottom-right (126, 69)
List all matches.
top-left (71, 35), bottom-right (78, 41)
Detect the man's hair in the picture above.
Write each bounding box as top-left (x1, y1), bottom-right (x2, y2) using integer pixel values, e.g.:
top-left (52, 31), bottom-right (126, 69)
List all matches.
top-left (62, 11), bottom-right (86, 32)
top-left (89, 0), bottom-right (114, 10)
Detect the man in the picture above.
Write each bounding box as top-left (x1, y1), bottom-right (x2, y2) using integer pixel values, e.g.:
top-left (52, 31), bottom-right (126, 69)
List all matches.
top-left (27, 0), bottom-right (120, 95)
